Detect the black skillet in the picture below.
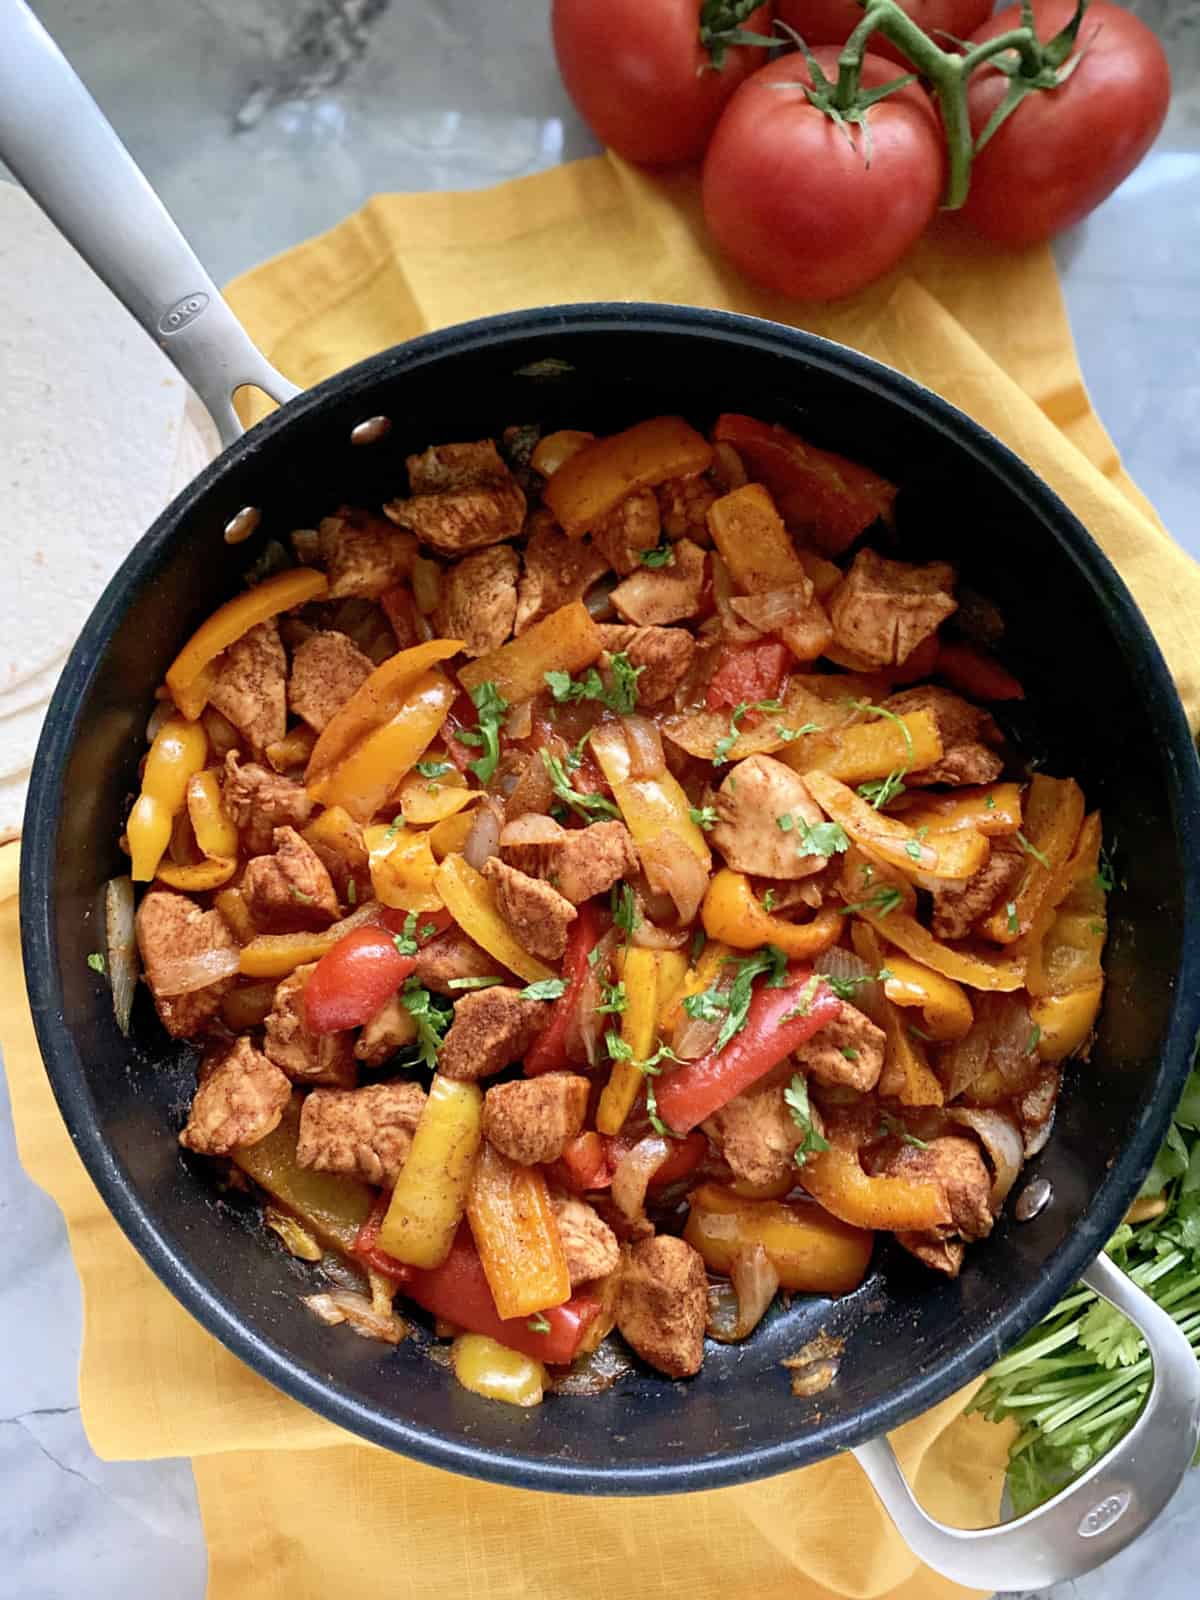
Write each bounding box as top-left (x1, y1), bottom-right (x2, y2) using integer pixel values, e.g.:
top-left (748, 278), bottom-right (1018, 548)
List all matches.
top-left (4, 2), bottom-right (1199, 1588)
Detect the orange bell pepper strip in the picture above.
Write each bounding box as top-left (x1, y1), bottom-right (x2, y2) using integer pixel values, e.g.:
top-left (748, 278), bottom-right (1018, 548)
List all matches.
top-left (856, 905), bottom-right (1027, 992)
top-left (434, 853), bottom-right (555, 985)
top-left (265, 724), bottom-right (317, 773)
top-left (659, 940), bottom-right (734, 1037)
top-left (706, 483), bottom-right (810, 591)
top-left (310, 670), bottom-right (458, 821)
top-left (979, 775), bottom-right (1084, 945)
top-left (713, 413), bottom-right (896, 556)
top-left (237, 903), bottom-right (386, 979)
top-left (128, 716), bottom-right (209, 881)
top-left (890, 783), bottom-right (1023, 839)
top-left (880, 956), bottom-right (973, 1043)
top-left (428, 808), bottom-right (477, 861)
top-left (530, 429), bottom-right (594, 478)
top-left (378, 1074), bottom-right (484, 1269)
top-left (702, 868), bottom-right (843, 959)
top-left (396, 763), bottom-right (479, 825)
top-left (684, 1183), bottom-right (873, 1295)
top-left (589, 720), bottom-right (710, 870)
top-left (466, 1142), bottom-right (571, 1320)
top-left (596, 947), bottom-right (661, 1137)
top-left (780, 709), bottom-right (943, 787)
top-left (1025, 812), bottom-right (1107, 1000)
top-left (850, 922), bottom-right (944, 1106)
top-left (457, 600), bottom-right (603, 703)
top-left (1032, 983), bottom-right (1104, 1062)
top-left (165, 568), bottom-right (328, 715)
top-left (543, 416), bottom-right (713, 538)
top-left (364, 822), bottom-right (443, 913)
top-left (805, 770), bottom-right (988, 882)
top-left (797, 1139), bottom-right (952, 1232)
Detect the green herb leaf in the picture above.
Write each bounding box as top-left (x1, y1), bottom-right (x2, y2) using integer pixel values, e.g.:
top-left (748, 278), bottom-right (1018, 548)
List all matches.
top-left (762, 888), bottom-right (777, 913)
top-left (86, 951), bottom-right (106, 974)
top-left (780, 973), bottom-right (824, 1021)
top-left (1006, 900), bottom-right (1019, 935)
top-left (527, 1313), bottom-right (551, 1333)
top-left (840, 1046), bottom-right (859, 1061)
top-left (611, 881), bottom-right (642, 938)
top-left (848, 700), bottom-right (916, 810)
top-left (400, 978), bottom-right (453, 1069)
top-left (784, 1073), bottom-right (831, 1168)
top-left (415, 760), bottom-right (453, 780)
top-left (689, 805), bottom-right (719, 831)
top-left (605, 1028), bottom-right (633, 1062)
top-left (346, 878), bottom-right (357, 906)
top-left (520, 978), bottom-right (568, 1002)
top-left (684, 944), bottom-right (789, 1052)
top-left (984, 794), bottom-right (997, 810)
top-left (795, 816), bottom-right (850, 859)
top-left (639, 543), bottom-right (675, 569)
top-left (840, 885), bottom-right (904, 918)
top-left (712, 700), bottom-right (751, 766)
top-left (1017, 830), bottom-right (1052, 869)
top-left (393, 912), bottom-right (422, 957)
top-left (543, 652), bottom-right (643, 716)
top-left (540, 750), bottom-right (621, 822)
top-left (447, 976), bottom-right (505, 991)
top-left (597, 979), bottom-right (628, 1016)
top-left (1027, 1023), bottom-right (1042, 1056)
top-left (457, 680), bottom-right (509, 786)
top-left (823, 968), bottom-right (890, 1003)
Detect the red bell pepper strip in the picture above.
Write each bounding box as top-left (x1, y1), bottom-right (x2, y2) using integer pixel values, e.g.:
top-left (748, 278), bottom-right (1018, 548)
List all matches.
top-left (714, 413), bottom-right (896, 556)
top-left (551, 1128), bottom-right (709, 1193)
top-left (524, 901), bottom-right (604, 1077)
top-left (655, 970), bottom-right (842, 1134)
top-left (888, 631), bottom-right (940, 686)
top-left (406, 1228), bottom-right (600, 1365)
top-left (936, 641), bottom-right (1026, 702)
top-left (353, 1190), bottom-right (414, 1283)
top-left (303, 927), bottom-right (417, 1035)
top-left (377, 906), bottom-right (454, 942)
top-left (610, 1129), bottom-right (708, 1186)
top-left (705, 640), bottom-right (792, 713)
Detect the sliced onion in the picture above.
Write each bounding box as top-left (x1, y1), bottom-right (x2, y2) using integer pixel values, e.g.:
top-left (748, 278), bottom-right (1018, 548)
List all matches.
top-left (630, 915), bottom-right (689, 951)
top-left (585, 579), bottom-right (619, 622)
top-left (303, 1290), bottom-right (407, 1345)
top-left (611, 1135), bottom-right (669, 1224)
top-left (152, 941), bottom-right (242, 997)
top-left (621, 714), bottom-right (665, 781)
top-left (547, 1337), bottom-right (634, 1396)
top-left (500, 813), bottom-right (564, 850)
top-left (505, 699), bottom-right (534, 740)
top-left (639, 829), bottom-right (708, 925)
top-left (103, 874), bottom-right (139, 1035)
top-left (712, 553), bottom-right (763, 644)
top-left (730, 586), bottom-right (812, 634)
top-left (814, 946), bottom-right (885, 1025)
top-left (706, 1244), bottom-right (780, 1343)
top-left (462, 799), bottom-right (503, 869)
top-left (573, 928), bottom-right (616, 1068)
top-left (1023, 1108), bottom-right (1056, 1159)
top-left (948, 1107), bottom-right (1025, 1210)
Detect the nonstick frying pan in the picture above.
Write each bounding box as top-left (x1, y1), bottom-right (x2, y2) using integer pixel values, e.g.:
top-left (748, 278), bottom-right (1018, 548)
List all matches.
top-left (4, 1), bottom-right (1199, 1588)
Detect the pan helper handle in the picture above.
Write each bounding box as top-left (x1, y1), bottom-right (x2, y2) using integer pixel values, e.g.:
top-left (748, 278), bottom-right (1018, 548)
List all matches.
top-left (850, 1250), bottom-right (1200, 1590)
top-left (0, 0), bottom-right (299, 448)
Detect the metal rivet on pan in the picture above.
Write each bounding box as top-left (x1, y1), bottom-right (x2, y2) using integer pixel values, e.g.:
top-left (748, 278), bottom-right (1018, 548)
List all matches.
top-left (1015, 1177), bottom-right (1053, 1222)
top-left (351, 415), bottom-right (392, 446)
top-left (224, 505), bottom-right (261, 545)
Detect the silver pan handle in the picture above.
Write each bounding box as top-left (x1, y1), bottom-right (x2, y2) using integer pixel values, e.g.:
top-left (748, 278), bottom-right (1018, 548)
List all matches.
top-left (0, 0), bottom-right (298, 449)
top-left (852, 1250), bottom-right (1200, 1591)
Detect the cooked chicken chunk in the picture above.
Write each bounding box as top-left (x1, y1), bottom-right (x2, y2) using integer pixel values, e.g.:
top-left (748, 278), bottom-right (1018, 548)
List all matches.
top-left (263, 964), bottom-right (357, 1088)
top-left (287, 630), bottom-right (373, 733)
top-left (617, 1235), bottom-right (707, 1378)
top-left (482, 858), bottom-right (577, 962)
top-left (414, 927), bottom-right (508, 995)
top-left (317, 506), bottom-right (416, 599)
top-left (880, 1135), bottom-right (994, 1241)
top-left (179, 1036), bottom-right (290, 1156)
top-left (610, 538), bottom-right (707, 626)
top-left (590, 488), bottom-right (662, 575)
top-left (704, 1073), bottom-right (804, 1189)
top-left (931, 837), bottom-right (1023, 941)
top-left (499, 817), bottom-right (638, 906)
top-left (896, 1233), bottom-right (966, 1276)
top-left (793, 1005), bottom-right (886, 1093)
top-left (207, 620), bottom-right (286, 755)
top-left (241, 827), bottom-right (340, 933)
top-left (482, 1073), bottom-right (590, 1166)
top-left (354, 993), bottom-right (418, 1068)
top-left (829, 550), bottom-right (957, 668)
top-left (502, 749), bottom-right (556, 822)
top-left (513, 515), bottom-right (608, 635)
top-left (222, 753), bottom-right (313, 858)
top-left (438, 986), bottom-right (545, 1081)
top-left (884, 686), bottom-right (1004, 788)
top-left (296, 1081), bottom-right (427, 1187)
top-left (432, 545), bottom-right (519, 656)
top-left (656, 473), bottom-right (717, 541)
top-left (550, 1191), bottom-right (621, 1287)
top-left (136, 888), bottom-right (239, 1038)
top-left (596, 624), bottom-right (695, 706)
top-left (384, 439), bottom-right (526, 554)
top-left (710, 755), bottom-right (830, 880)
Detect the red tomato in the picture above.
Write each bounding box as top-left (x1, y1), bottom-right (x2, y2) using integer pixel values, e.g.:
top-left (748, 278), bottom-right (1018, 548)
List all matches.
top-left (962, 0), bottom-right (1170, 247)
top-left (777, 0), bottom-right (993, 67)
top-left (705, 639), bottom-right (792, 712)
top-left (552, 0), bottom-right (773, 166)
top-left (303, 927), bottom-right (416, 1035)
top-left (702, 50), bottom-right (945, 301)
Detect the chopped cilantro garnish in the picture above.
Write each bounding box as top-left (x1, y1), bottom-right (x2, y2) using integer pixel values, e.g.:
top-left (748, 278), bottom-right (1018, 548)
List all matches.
top-left (848, 699), bottom-right (916, 810)
top-left (879, 1113), bottom-right (930, 1148)
top-left (762, 888), bottom-right (777, 913)
top-left (544, 651), bottom-right (643, 716)
top-left (712, 698), bottom-right (789, 765)
top-left (840, 1046), bottom-right (860, 1061)
top-left (1006, 900), bottom-right (1019, 935)
top-left (400, 978), bottom-right (452, 1068)
top-left (393, 912), bottom-right (422, 956)
top-left (447, 976), bottom-right (505, 991)
top-left (1017, 831), bottom-right (1052, 869)
top-left (840, 885), bottom-right (904, 918)
top-left (1027, 1023), bottom-right (1042, 1056)
top-left (683, 945), bottom-right (788, 1052)
top-left (784, 1074), bottom-right (831, 1168)
top-left (456, 680), bottom-right (509, 786)
top-left (541, 750), bottom-right (621, 822)
top-left (780, 973), bottom-right (824, 1021)
top-left (639, 543), bottom-right (675, 569)
top-left (823, 967), bottom-right (891, 1002)
top-left (520, 978), bottom-right (568, 1001)
top-left (597, 979), bottom-right (628, 1016)
top-left (605, 1027), bottom-right (633, 1062)
top-left (691, 926), bottom-right (707, 963)
top-left (611, 881), bottom-right (641, 938)
top-left (346, 878), bottom-right (357, 906)
top-left (415, 760), bottom-right (452, 781)
top-left (795, 816), bottom-right (850, 859)
top-left (776, 813), bottom-right (794, 833)
top-left (984, 794), bottom-right (997, 810)
top-left (86, 951), bottom-right (106, 974)
top-left (689, 805), bottom-right (719, 831)
top-left (527, 1314), bottom-right (551, 1333)
top-left (288, 885), bottom-right (315, 904)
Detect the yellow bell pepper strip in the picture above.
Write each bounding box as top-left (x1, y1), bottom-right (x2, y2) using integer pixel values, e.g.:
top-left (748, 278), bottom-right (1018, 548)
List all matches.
top-left (780, 709), bottom-right (943, 788)
top-left (664, 677), bottom-right (851, 763)
top-left (589, 720), bottom-right (710, 868)
top-left (302, 804), bottom-right (370, 891)
top-left (684, 1183), bottom-right (873, 1295)
top-left (596, 947), bottom-right (661, 1136)
top-left (979, 775), bottom-right (1085, 945)
top-left (157, 767), bottom-right (241, 890)
top-left (232, 1096), bottom-right (373, 1254)
top-left (530, 428), bottom-right (594, 478)
top-left (702, 868), bottom-right (843, 959)
top-left (466, 1142), bottom-right (571, 1320)
top-left (659, 940), bottom-right (735, 1036)
top-left (798, 548), bottom-right (844, 599)
top-left (856, 905), bottom-right (1027, 992)
top-left (378, 1074), bottom-right (483, 1269)
top-left (797, 1138), bottom-right (952, 1232)
top-left (838, 845), bottom-right (918, 920)
top-left (127, 716), bottom-right (209, 881)
top-left (428, 807), bottom-right (478, 861)
top-left (155, 857), bottom-right (237, 892)
top-left (850, 922), bottom-right (944, 1106)
top-left (880, 956), bottom-right (973, 1043)
top-left (214, 887), bottom-right (258, 946)
top-left (410, 556), bottom-right (441, 616)
top-left (165, 568), bottom-right (328, 716)
top-left (457, 600), bottom-right (603, 703)
top-left (653, 951), bottom-right (690, 1029)
top-left (891, 783), bottom-right (1023, 839)
top-left (364, 822), bottom-right (443, 913)
top-left (451, 1333), bottom-right (545, 1407)
top-left (805, 769), bottom-right (987, 883)
top-left (434, 853), bottom-right (555, 985)
top-left (1032, 983), bottom-right (1104, 1062)
top-left (237, 902), bottom-right (385, 978)
top-left (543, 416), bottom-right (713, 538)
top-left (310, 669), bottom-right (458, 820)
top-left (1025, 811), bottom-right (1107, 999)
top-left (396, 762), bottom-right (479, 825)
top-left (305, 637), bottom-right (463, 792)
top-left (265, 724), bottom-right (316, 773)
top-left (220, 980), bottom-right (280, 1031)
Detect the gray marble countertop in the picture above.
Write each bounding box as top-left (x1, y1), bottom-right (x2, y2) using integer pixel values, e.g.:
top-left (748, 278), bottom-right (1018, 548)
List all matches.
top-left (3, 2), bottom-right (1199, 1596)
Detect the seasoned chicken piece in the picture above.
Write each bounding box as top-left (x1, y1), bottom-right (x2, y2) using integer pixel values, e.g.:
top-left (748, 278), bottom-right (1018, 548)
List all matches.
top-left (431, 545), bottom-right (519, 656)
top-left (879, 1135), bottom-right (994, 1240)
top-left (502, 748), bottom-right (556, 822)
top-left (703, 1073), bottom-right (804, 1189)
top-left (730, 588), bottom-right (835, 663)
top-left (354, 993), bottom-right (418, 1068)
top-left (482, 857), bottom-right (577, 962)
top-left (513, 514), bottom-right (608, 635)
top-left (931, 837), bottom-right (1023, 941)
top-left (263, 963), bottom-right (357, 1087)
top-left (414, 927), bottom-right (508, 995)
top-left (438, 986), bottom-right (545, 1081)
top-left (287, 630), bottom-right (374, 733)
top-left (710, 755), bottom-right (830, 881)
top-left (499, 817), bottom-right (638, 905)
top-left (793, 1006), bottom-right (886, 1093)
top-left (656, 473), bottom-right (717, 541)
top-left (136, 888), bottom-right (239, 1039)
top-left (296, 1081), bottom-right (427, 1187)
top-left (550, 1190), bottom-right (621, 1287)
top-left (317, 506), bottom-right (417, 599)
top-left (884, 686), bottom-right (1004, 788)
top-left (828, 550), bottom-right (957, 668)
top-left (241, 827), bottom-right (340, 933)
top-left (482, 1072), bottom-right (590, 1166)
top-left (384, 439), bottom-right (526, 554)
top-left (896, 1232), bottom-right (966, 1276)
top-left (596, 624), bottom-right (696, 706)
top-left (617, 1234), bottom-right (707, 1378)
top-left (590, 488), bottom-right (662, 575)
top-left (222, 752), bottom-right (313, 858)
top-left (179, 1036), bottom-right (291, 1156)
top-left (207, 620), bottom-right (286, 756)
top-left (610, 538), bottom-right (707, 627)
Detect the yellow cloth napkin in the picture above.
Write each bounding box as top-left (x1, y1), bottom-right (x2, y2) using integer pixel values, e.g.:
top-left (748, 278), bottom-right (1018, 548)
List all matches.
top-left (3, 150), bottom-right (1199, 1599)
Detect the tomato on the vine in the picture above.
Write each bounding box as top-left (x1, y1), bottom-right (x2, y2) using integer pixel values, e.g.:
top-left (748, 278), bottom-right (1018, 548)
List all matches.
top-left (776, 0), bottom-right (993, 67)
top-left (551, 0), bottom-right (774, 167)
top-left (961, 0), bottom-right (1170, 247)
top-left (701, 49), bottom-right (945, 301)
